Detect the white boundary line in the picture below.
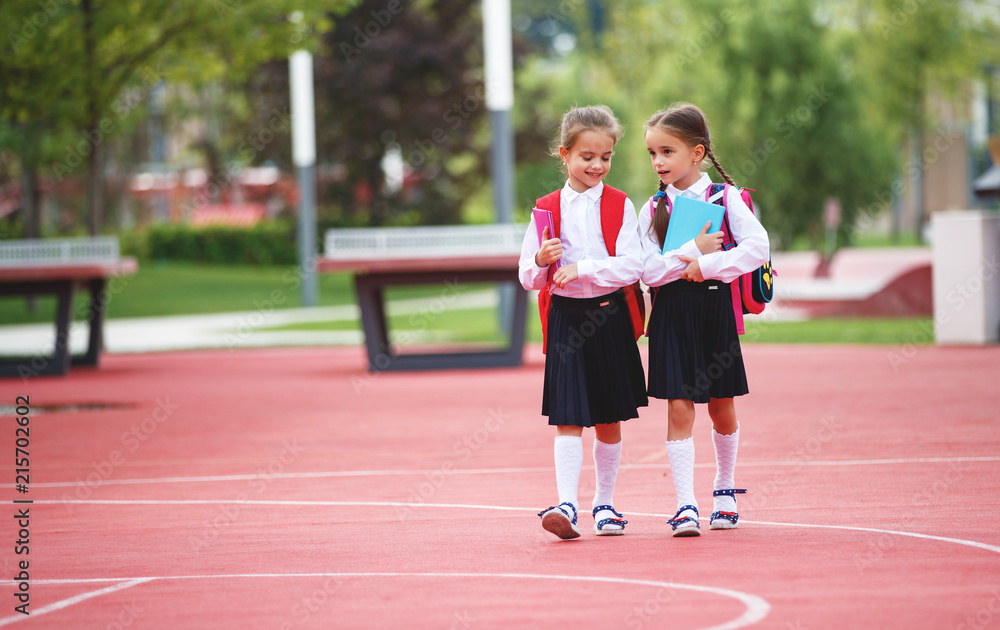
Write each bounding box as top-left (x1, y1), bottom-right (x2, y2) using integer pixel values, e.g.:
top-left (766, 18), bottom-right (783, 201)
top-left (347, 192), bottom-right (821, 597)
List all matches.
top-left (0, 573), bottom-right (768, 630)
top-left (24, 456), bottom-right (1000, 489)
top-left (36, 499), bottom-right (1000, 555)
top-left (7, 497), bottom-right (1000, 628)
top-left (0, 578), bottom-right (153, 627)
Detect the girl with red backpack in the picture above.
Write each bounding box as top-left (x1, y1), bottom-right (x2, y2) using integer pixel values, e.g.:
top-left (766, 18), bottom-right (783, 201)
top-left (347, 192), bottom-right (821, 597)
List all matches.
top-left (639, 103), bottom-right (770, 537)
top-left (518, 105), bottom-right (647, 539)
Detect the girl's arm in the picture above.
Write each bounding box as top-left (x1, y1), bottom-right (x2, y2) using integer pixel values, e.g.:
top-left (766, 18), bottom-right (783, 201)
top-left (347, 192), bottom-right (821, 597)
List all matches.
top-left (638, 196), bottom-right (703, 287)
top-left (696, 187), bottom-right (770, 283)
top-left (575, 197), bottom-right (643, 288)
top-left (518, 215), bottom-right (551, 291)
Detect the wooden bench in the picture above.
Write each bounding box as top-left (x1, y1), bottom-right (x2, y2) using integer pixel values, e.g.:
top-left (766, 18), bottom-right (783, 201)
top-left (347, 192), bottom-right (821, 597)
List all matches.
top-left (319, 224), bottom-right (527, 371)
top-left (0, 237), bottom-right (138, 377)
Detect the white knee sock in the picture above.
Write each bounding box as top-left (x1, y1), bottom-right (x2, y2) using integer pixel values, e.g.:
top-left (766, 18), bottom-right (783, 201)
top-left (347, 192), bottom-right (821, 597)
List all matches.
top-left (592, 438), bottom-right (622, 527)
top-left (554, 435), bottom-right (583, 517)
top-left (712, 425), bottom-right (740, 513)
top-left (665, 437), bottom-right (697, 516)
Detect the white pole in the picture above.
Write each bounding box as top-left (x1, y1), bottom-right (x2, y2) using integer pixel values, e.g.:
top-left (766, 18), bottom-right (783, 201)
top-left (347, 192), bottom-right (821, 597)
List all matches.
top-left (482, 0), bottom-right (515, 224)
top-left (289, 49), bottom-right (318, 306)
top-left (483, 0), bottom-right (514, 113)
top-left (483, 0), bottom-right (516, 335)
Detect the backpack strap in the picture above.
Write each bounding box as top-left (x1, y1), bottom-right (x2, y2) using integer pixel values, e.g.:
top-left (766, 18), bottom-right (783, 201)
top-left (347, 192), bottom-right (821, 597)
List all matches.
top-left (599, 185), bottom-right (628, 256)
top-left (709, 183), bottom-right (735, 247)
top-left (600, 185), bottom-right (645, 341)
top-left (709, 183), bottom-right (745, 336)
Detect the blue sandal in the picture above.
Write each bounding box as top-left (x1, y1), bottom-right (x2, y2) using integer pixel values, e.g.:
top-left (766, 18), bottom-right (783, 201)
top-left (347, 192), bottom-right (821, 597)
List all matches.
top-left (710, 489), bottom-right (747, 530)
top-left (668, 505), bottom-right (701, 537)
top-left (538, 502), bottom-right (580, 539)
top-left (592, 505), bottom-right (627, 536)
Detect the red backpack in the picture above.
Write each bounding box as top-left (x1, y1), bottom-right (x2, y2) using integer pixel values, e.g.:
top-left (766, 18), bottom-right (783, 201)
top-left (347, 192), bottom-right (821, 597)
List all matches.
top-left (649, 183), bottom-right (773, 335)
top-left (535, 185), bottom-right (646, 353)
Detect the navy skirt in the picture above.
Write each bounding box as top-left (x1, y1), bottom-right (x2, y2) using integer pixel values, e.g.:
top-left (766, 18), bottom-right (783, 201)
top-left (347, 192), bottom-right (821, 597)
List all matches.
top-left (542, 289), bottom-right (648, 426)
top-left (646, 280), bottom-right (749, 402)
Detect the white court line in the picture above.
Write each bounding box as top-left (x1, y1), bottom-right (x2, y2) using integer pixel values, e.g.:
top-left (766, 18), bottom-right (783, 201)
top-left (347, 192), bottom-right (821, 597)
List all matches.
top-left (0, 578), bottom-right (153, 627)
top-left (24, 456), bottom-right (1000, 489)
top-left (0, 573), bottom-right (769, 630)
top-left (37, 499), bottom-right (1000, 556)
top-left (744, 521), bottom-right (1000, 555)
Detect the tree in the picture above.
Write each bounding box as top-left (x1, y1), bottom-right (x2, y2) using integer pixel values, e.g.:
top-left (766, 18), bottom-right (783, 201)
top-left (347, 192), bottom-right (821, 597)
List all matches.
top-left (0, 0), bottom-right (357, 235)
top-left (515, 0), bottom-right (898, 249)
top-left (846, 0), bottom-right (1000, 238)
top-left (245, 0), bottom-right (551, 227)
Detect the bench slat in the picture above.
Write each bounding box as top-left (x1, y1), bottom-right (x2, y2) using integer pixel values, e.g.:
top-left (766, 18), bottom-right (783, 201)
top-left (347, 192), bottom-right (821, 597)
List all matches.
top-left (324, 224), bottom-right (526, 260)
top-left (0, 237), bottom-right (121, 267)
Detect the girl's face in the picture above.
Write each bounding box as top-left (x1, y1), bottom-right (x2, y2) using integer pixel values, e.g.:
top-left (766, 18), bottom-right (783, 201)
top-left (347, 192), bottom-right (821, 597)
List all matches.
top-left (559, 130), bottom-right (616, 193)
top-left (645, 128), bottom-right (705, 191)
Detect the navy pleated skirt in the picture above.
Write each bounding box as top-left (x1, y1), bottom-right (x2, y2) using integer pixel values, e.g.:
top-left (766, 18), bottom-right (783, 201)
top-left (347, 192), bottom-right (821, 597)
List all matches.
top-left (542, 289), bottom-right (648, 427)
top-left (646, 280), bottom-right (749, 403)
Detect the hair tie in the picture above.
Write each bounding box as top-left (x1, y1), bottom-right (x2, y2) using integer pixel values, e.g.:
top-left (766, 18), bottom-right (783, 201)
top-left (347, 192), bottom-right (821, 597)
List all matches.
top-left (654, 190), bottom-right (665, 201)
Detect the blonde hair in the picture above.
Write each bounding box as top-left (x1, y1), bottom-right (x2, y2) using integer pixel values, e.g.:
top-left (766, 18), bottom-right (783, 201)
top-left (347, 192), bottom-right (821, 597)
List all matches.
top-left (551, 105), bottom-right (624, 171)
top-left (645, 102), bottom-right (735, 246)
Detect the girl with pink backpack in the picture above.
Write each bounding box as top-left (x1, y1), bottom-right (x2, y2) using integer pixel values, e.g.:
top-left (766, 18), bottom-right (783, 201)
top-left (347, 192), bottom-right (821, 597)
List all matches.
top-left (638, 103), bottom-right (770, 537)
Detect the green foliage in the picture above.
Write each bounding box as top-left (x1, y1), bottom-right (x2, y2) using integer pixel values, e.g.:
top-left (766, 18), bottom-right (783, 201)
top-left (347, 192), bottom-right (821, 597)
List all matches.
top-left (512, 0), bottom-right (996, 250)
top-left (0, 0), bottom-right (359, 230)
top-left (144, 220), bottom-right (298, 265)
top-left (0, 262), bottom-right (358, 325)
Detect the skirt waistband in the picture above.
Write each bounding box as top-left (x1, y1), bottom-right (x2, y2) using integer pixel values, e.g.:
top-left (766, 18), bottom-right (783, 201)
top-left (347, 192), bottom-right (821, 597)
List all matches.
top-left (651, 279), bottom-right (727, 294)
top-left (550, 288), bottom-right (624, 308)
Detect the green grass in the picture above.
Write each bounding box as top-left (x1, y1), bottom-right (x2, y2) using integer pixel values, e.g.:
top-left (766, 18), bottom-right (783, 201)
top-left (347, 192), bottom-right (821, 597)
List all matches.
top-left (849, 232), bottom-right (927, 249)
top-left (268, 302), bottom-right (508, 345)
top-left (787, 231), bottom-right (927, 251)
top-left (742, 316), bottom-right (934, 344)
top-left (0, 262), bottom-right (358, 325)
top-left (267, 301), bottom-right (934, 346)
top-left (0, 261), bottom-right (935, 345)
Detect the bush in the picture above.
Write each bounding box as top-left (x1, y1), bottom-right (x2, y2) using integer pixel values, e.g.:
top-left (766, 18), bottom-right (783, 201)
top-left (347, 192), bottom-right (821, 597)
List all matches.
top-left (144, 219), bottom-right (298, 265)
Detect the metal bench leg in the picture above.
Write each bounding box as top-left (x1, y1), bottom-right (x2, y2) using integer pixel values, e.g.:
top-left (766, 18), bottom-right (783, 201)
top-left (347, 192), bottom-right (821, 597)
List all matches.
top-left (73, 278), bottom-right (105, 367)
top-left (505, 281), bottom-right (528, 363)
top-left (48, 282), bottom-right (74, 375)
top-left (355, 275), bottom-right (393, 371)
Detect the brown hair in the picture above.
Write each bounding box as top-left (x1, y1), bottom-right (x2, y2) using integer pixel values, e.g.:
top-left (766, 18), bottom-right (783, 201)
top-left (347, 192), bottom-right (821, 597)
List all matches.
top-left (644, 102), bottom-right (735, 247)
top-left (552, 105), bottom-right (624, 173)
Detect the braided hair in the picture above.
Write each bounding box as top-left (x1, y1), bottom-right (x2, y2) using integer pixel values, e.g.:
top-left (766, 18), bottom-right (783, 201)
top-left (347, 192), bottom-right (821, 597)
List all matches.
top-left (645, 103), bottom-right (735, 247)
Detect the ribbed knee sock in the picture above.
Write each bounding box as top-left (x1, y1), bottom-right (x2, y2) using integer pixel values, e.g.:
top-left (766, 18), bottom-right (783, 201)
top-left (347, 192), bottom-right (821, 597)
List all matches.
top-left (712, 424), bottom-right (740, 513)
top-left (665, 437), bottom-right (697, 517)
top-left (592, 438), bottom-right (622, 527)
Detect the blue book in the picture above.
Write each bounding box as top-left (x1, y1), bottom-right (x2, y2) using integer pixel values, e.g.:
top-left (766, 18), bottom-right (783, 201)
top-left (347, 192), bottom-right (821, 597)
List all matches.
top-left (661, 195), bottom-right (726, 253)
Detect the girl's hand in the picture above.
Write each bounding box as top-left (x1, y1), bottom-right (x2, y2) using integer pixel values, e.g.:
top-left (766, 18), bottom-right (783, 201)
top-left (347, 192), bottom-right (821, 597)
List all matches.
top-left (694, 221), bottom-right (723, 255)
top-left (534, 226), bottom-right (563, 267)
top-left (552, 263), bottom-right (578, 288)
top-left (678, 256), bottom-right (705, 282)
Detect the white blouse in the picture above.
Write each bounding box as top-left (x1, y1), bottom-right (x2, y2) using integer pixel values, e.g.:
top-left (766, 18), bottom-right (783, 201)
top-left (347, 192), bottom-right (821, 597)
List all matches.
top-left (638, 173), bottom-right (770, 286)
top-left (519, 181), bottom-right (643, 299)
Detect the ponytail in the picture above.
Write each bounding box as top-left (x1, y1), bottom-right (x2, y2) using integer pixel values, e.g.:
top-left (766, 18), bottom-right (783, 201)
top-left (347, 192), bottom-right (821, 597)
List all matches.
top-left (650, 181), bottom-right (669, 248)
